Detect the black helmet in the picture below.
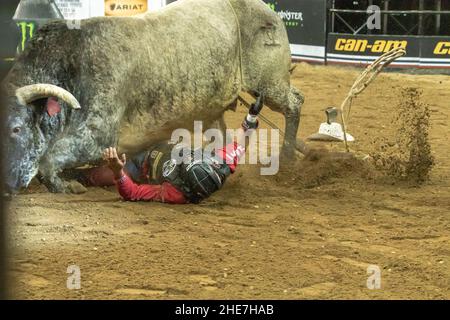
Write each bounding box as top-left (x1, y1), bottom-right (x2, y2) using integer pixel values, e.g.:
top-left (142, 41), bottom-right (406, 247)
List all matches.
top-left (185, 162), bottom-right (223, 201)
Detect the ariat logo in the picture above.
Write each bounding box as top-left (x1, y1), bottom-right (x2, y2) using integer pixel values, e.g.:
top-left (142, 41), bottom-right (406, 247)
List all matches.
top-left (434, 42), bottom-right (450, 55)
top-left (335, 38), bottom-right (407, 53)
top-left (105, 0), bottom-right (147, 17)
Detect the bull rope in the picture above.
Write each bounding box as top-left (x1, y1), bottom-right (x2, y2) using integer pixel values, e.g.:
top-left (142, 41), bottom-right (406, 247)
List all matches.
top-left (237, 47), bottom-right (406, 156)
top-left (225, 0), bottom-right (246, 90)
top-left (340, 47), bottom-right (406, 152)
top-left (225, 0), bottom-right (286, 137)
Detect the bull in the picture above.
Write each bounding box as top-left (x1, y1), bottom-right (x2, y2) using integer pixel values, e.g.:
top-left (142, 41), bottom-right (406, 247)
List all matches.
top-left (2, 0), bottom-right (304, 193)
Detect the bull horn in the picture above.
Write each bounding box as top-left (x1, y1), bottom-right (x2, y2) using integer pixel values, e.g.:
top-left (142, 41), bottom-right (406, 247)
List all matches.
top-left (15, 84), bottom-right (81, 109)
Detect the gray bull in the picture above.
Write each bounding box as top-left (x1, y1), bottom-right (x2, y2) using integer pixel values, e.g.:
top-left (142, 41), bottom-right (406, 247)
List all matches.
top-left (2, 0), bottom-right (304, 193)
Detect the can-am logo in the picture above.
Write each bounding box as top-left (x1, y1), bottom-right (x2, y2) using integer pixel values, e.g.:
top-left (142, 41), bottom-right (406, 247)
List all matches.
top-left (335, 38), bottom-right (407, 53)
top-left (434, 42), bottom-right (450, 55)
top-left (266, 2), bottom-right (303, 27)
top-left (105, 0), bottom-right (147, 16)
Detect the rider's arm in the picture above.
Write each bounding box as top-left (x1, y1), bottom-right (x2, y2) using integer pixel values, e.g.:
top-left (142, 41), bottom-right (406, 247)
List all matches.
top-left (216, 92), bottom-right (264, 172)
top-left (115, 174), bottom-right (187, 203)
top-left (103, 147), bottom-right (187, 203)
top-left (216, 138), bottom-right (246, 173)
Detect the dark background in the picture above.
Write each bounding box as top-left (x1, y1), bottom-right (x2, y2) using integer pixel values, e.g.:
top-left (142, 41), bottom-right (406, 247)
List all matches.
top-left (0, 0), bottom-right (21, 81)
top-left (262, 0), bottom-right (327, 47)
top-left (332, 0), bottom-right (450, 36)
top-left (288, 0), bottom-right (326, 47)
top-left (0, 83), bottom-right (7, 300)
top-left (0, 0), bottom-right (20, 300)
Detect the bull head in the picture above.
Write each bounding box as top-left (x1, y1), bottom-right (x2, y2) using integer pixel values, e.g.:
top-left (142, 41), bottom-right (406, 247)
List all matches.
top-left (3, 84), bottom-right (81, 193)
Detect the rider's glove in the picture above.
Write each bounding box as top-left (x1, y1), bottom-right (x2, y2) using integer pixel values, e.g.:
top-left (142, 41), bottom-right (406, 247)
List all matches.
top-left (249, 91), bottom-right (264, 116)
top-left (242, 116), bottom-right (259, 131)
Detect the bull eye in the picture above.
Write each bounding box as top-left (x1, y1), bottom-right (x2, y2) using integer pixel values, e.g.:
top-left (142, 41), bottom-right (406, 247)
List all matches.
top-left (12, 127), bottom-right (21, 134)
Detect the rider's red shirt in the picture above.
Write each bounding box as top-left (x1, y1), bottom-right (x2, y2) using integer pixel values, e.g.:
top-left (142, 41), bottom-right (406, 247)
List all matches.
top-left (115, 142), bottom-right (245, 204)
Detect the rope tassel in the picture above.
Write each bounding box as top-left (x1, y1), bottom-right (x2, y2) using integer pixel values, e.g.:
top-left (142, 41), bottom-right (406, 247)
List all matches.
top-left (339, 47), bottom-right (406, 152)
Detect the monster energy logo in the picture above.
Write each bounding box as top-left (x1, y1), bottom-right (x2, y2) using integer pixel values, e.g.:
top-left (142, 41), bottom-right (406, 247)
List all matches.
top-left (267, 3), bottom-right (276, 11)
top-left (266, 2), bottom-right (303, 27)
top-left (17, 21), bottom-right (36, 52)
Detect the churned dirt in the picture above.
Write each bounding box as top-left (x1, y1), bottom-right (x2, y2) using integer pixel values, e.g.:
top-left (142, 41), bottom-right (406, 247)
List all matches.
top-left (7, 63), bottom-right (450, 299)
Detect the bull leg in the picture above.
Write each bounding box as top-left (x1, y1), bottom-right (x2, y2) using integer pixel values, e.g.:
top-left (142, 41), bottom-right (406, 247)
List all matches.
top-left (206, 100), bottom-right (238, 146)
top-left (264, 85), bottom-right (304, 159)
top-left (39, 123), bottom-right (116, 192)
top-left (206, 113), bottom-right (232, 145)
top-left (285, 86), bottom-right (305, 156)
top-left (208, 114), bottom-right (227, 136)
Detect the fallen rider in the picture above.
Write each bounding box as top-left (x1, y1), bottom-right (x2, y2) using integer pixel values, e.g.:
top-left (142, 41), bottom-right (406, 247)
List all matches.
top-left (77, 94), bottom-right (264, 204)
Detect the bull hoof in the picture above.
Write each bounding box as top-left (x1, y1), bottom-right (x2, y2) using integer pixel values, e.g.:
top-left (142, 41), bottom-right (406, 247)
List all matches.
top-left (42, 176), bottom-right (70, 193)
top-left (45, 182), bottom-right (67, 193)
top-left (67, 180), bottom-right (88, 194)
top-left (279, 150), bottom-right (296, 165)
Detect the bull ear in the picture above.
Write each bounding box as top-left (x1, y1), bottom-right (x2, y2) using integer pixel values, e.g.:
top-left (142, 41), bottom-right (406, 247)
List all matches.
top-left (46, 97), bottom-right (61, 117)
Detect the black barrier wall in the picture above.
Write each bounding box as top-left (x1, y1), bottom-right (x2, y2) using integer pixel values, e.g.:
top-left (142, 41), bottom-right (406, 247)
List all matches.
top-left (264, 0), bottom-right (450, 69)
top-left (0, 0), bottom-right (21, 80)
top-left (263, 0), bottom-right (327, 62)
top-left (1, 0), bottom-right (450, 73)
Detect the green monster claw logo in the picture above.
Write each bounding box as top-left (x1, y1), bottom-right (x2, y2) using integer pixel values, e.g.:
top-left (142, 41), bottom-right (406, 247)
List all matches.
top-left (266, 1), bottom-right (302, 27)
top-left (17, 21), bottom-right (35, 52)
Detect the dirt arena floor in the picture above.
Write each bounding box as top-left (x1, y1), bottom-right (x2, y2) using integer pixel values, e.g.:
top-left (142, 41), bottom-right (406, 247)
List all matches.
top-left (7, 63), bottom-right (450, 299)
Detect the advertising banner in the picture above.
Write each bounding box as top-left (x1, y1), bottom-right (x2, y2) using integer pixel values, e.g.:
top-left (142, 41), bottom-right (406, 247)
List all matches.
top-left (9, 0), bottom-right (165, 56)
top-left (1, 0), bottom-right (166, 79)
top-left (327, 33), bottom-right (450, 69)
top-left (262, 0), bottom-right (327, 62)
top-left (54, 0), bottom-right (103, 19)
top-left (104, 0), bottom-right (148, 17)
top-left (420, 37), bottom-right (450, 68)
top-left (13, 0), bottom-right (64, 54)
top-left (14, 0), bottom-right (163, 21)
top-left (3, 0), bottom-right (449, 76)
